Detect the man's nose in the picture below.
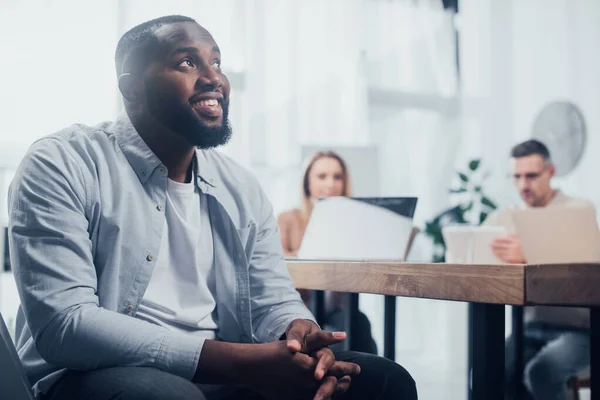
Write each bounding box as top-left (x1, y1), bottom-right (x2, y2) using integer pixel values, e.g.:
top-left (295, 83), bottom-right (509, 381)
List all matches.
top-left (196, 67), bottom-right (223, 90)
top-left (517, 179), bottom-right (529, 190)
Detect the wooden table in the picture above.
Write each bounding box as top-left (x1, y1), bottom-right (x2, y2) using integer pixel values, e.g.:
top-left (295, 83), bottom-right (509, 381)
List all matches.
top-left (287, 260), bottom-right (600, 400)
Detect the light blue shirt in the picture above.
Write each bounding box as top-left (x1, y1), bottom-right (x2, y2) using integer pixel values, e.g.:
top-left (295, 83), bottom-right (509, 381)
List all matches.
top-left (8, 114), bottom-right (315, 398)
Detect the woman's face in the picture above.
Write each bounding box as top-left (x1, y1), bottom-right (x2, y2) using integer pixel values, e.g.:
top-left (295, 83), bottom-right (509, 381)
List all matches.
top-left (307, 157), bottom-right (345, 200)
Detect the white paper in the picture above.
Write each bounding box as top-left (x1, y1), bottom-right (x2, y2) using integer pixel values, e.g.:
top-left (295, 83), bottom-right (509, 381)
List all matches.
top-left (297, 197), bottom-right (414, 260)
top-left (442, 225), bottom-right (507, 264)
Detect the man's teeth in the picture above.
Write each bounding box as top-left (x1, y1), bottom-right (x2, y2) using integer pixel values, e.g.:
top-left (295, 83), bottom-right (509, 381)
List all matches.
top-left (195, 99), bottom-right (219, 107)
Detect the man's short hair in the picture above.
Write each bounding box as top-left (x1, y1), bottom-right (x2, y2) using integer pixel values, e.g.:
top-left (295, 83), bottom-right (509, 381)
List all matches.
top-left (115, 15), bottom-right (197, 77)
top-left (510, 139), bottom-right (551, 161)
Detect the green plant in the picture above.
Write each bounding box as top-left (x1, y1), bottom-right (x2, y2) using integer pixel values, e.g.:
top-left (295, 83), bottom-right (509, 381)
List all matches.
top-left (423, 158), bottom-right (498, 262)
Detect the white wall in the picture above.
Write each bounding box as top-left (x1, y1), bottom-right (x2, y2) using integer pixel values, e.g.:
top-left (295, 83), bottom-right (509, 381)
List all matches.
top-left (0, 1), bottom-right (119, 166)
top-left (462, 0), bottom-right (600, 207)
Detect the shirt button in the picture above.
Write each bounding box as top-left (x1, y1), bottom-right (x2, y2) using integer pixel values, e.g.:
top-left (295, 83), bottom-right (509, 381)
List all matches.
top-left (141, 171), bottom-right (146, 176)
top-left (159, 167), bottom-right (166, 174)
top-left (156, 204), bottom-right (163, 211)
top-left (126, 305), bottom-right (133, 311)
top-left (146, 254), bottom-right (153, 261)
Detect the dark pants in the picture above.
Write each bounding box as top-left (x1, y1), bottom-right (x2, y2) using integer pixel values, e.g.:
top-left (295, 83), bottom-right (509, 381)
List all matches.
top-left (44, 351), bottom-right (417, 400)
top-left (326, 309), bottom-right (378, 355)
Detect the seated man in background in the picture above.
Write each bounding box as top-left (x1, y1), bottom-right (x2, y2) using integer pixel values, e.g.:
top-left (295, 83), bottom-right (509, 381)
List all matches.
top-left (8, 15), bottom-right (417, 400)
top-left (484, 139), bottom-right (590, 400)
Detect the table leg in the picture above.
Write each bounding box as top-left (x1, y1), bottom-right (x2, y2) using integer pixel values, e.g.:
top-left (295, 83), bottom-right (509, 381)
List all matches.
top-left (592, 307), bottom-right (600, 400)
top-left (468, 303), bottom-right (473, 400)
top-left (384, 295), bottom-right (396, 360)
top-left (314, 290), bottom-right (326, 327)
top-left (344, 293), bottom-right (359, 351)
top-left (512, 306), bottom-right (525, 400)
top-left (470, 303), bottom-right (505, 400)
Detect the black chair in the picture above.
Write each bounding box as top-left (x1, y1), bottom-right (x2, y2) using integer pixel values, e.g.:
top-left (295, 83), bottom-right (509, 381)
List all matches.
top-left (0, 310), bottom-right (34, 399)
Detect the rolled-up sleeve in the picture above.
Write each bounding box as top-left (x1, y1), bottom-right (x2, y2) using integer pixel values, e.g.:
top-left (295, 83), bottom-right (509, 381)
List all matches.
top-left (9, 138), bottom-right (202, 379)
top-left (248, 182), bottom-right (317, 343)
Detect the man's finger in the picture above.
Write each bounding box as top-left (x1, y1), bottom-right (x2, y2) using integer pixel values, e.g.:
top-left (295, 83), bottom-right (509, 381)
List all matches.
top-left (293, 351), bottom-right (319, 373)
top-left (286, 322), bottom-right (312, 352)
top-left (492, 236), bottom-right (514, 245)
top-left (314, 348), bottom-right (335, 380)
top-left (304, 330), bottom-right (347, 352)
top-left (327, 361), bottom-right (361, 378)
top-left (313, 376), bottom-right (338, 400)
top-left (491, 248), bottom-right (503, 258)
top-left (334, 376), bottom-right (352, 394)
top-left (491, 240), bottom-right (511, 248)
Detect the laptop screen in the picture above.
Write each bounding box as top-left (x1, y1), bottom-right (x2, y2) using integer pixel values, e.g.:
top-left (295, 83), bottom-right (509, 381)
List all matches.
top-left (297, 196), bottom-right (418, 260)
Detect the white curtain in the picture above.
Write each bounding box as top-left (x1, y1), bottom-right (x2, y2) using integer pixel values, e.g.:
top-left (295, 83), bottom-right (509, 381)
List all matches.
top-left (0, 0), bottom-right (119, 168)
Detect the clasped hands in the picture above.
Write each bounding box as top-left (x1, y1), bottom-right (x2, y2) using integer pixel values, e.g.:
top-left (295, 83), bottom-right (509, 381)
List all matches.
top-left (254, 319), bottom-right (361, 400)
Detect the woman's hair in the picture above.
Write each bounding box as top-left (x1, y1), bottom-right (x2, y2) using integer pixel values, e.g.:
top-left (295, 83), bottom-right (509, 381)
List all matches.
top-left (300, 150), bottom-right (352, 217)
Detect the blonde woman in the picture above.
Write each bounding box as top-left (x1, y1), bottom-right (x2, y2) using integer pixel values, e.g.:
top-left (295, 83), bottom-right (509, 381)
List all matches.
top-left (278, 151), bottom-right (377, 354)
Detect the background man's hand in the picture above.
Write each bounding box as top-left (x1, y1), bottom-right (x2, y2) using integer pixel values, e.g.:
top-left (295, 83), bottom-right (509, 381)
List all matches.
top-left (490, 235), bottom-right (526, 263)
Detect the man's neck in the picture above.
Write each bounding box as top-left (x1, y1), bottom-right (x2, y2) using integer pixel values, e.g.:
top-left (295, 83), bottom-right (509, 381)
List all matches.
top-left (538, 189), bottom-right (557, 207)
top-left (129, 113), bottom-right (196, 183)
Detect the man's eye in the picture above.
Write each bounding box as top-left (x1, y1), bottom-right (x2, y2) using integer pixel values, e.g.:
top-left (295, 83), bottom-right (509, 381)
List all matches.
top-left (178, 59), bottom-right (195, 68)
top-left (212, 60), bottom-right (221, 69)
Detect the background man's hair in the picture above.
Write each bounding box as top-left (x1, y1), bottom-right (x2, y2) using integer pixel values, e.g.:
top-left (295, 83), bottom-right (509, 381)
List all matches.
top-left (510, 139), bottom-right (551, 161)
top-left (115, 15), bottom-right (196, 76)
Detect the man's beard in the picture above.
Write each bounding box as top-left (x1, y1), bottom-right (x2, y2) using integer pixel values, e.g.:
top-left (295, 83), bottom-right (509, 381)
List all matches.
top-left (145, 82), bottom-right (232, 149)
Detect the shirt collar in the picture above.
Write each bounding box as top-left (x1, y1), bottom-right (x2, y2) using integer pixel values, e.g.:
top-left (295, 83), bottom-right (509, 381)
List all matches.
top-left (108, 112), bottom-right (219, 188)
top-left (108, 113), bottom-right (162, 184)
top-left (194, 149), bottom-right (218, 189)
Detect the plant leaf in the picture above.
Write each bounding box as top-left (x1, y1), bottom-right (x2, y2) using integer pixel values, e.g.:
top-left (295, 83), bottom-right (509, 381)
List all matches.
top-left (469, 159), bottom-right (481, 171)
top-left (481, 196), bottom-right (497, 209)
top-left (461, 201), bottom-right (474, 212)
top-left (458, 172), bottom-right (469, 183)
top-left (479, 212), bottom-right (488, 224)
top-left (449, 188), bottom-right (467, 194)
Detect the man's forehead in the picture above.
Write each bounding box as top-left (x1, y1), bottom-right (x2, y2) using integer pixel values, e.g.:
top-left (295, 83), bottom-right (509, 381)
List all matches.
top-left (512, 155), bottom-right (545, 171)
top-left (154, 22), bottom-right (216, 52)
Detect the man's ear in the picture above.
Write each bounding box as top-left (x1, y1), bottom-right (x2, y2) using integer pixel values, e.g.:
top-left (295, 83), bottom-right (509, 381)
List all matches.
top-left (118, 73), bottom-right (143, 104)
top-left (547, 162), bottom-right (556, 178)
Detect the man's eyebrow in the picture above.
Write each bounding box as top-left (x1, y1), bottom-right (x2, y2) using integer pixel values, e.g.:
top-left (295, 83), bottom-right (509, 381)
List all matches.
top-left (172, 46), bottom-right (200, 55)
top-left (171, 45), bottom-right (221, 56)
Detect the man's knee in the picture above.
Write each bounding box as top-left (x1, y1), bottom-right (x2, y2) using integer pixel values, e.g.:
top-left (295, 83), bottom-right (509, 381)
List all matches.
top-left (381, 360), bottom-right (417, 398)
top-left (524, 356), bottom-right (559, 394)
top-left (345, 352), bottom-right (417, 400)
top-left (50, 367), bottom-right (206, 400)
top-left (116, 369), bottom-right (205, 400)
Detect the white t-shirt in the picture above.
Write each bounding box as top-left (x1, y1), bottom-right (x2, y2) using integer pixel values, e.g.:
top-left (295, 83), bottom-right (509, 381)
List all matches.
top-left (136, 177), bottom-right (218, 339)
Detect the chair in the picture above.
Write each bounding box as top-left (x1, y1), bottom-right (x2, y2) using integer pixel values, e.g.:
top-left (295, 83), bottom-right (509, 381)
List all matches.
top-left (568, 368), bottom-right (590, 400)
top-left (0, 310), bottom-right (34, 399)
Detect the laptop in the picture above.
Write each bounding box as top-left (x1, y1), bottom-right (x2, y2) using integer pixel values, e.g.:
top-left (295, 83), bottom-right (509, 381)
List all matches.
top-left (441, 225), bottom-right (507, 264)
top-left (297, 196), bottom-right (418, 260)
top-left (511, 205), bottom-right (600, 263)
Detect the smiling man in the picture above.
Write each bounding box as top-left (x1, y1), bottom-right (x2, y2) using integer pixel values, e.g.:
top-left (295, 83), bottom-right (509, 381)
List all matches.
top-left (8, 16), bottom-right (417, 400)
